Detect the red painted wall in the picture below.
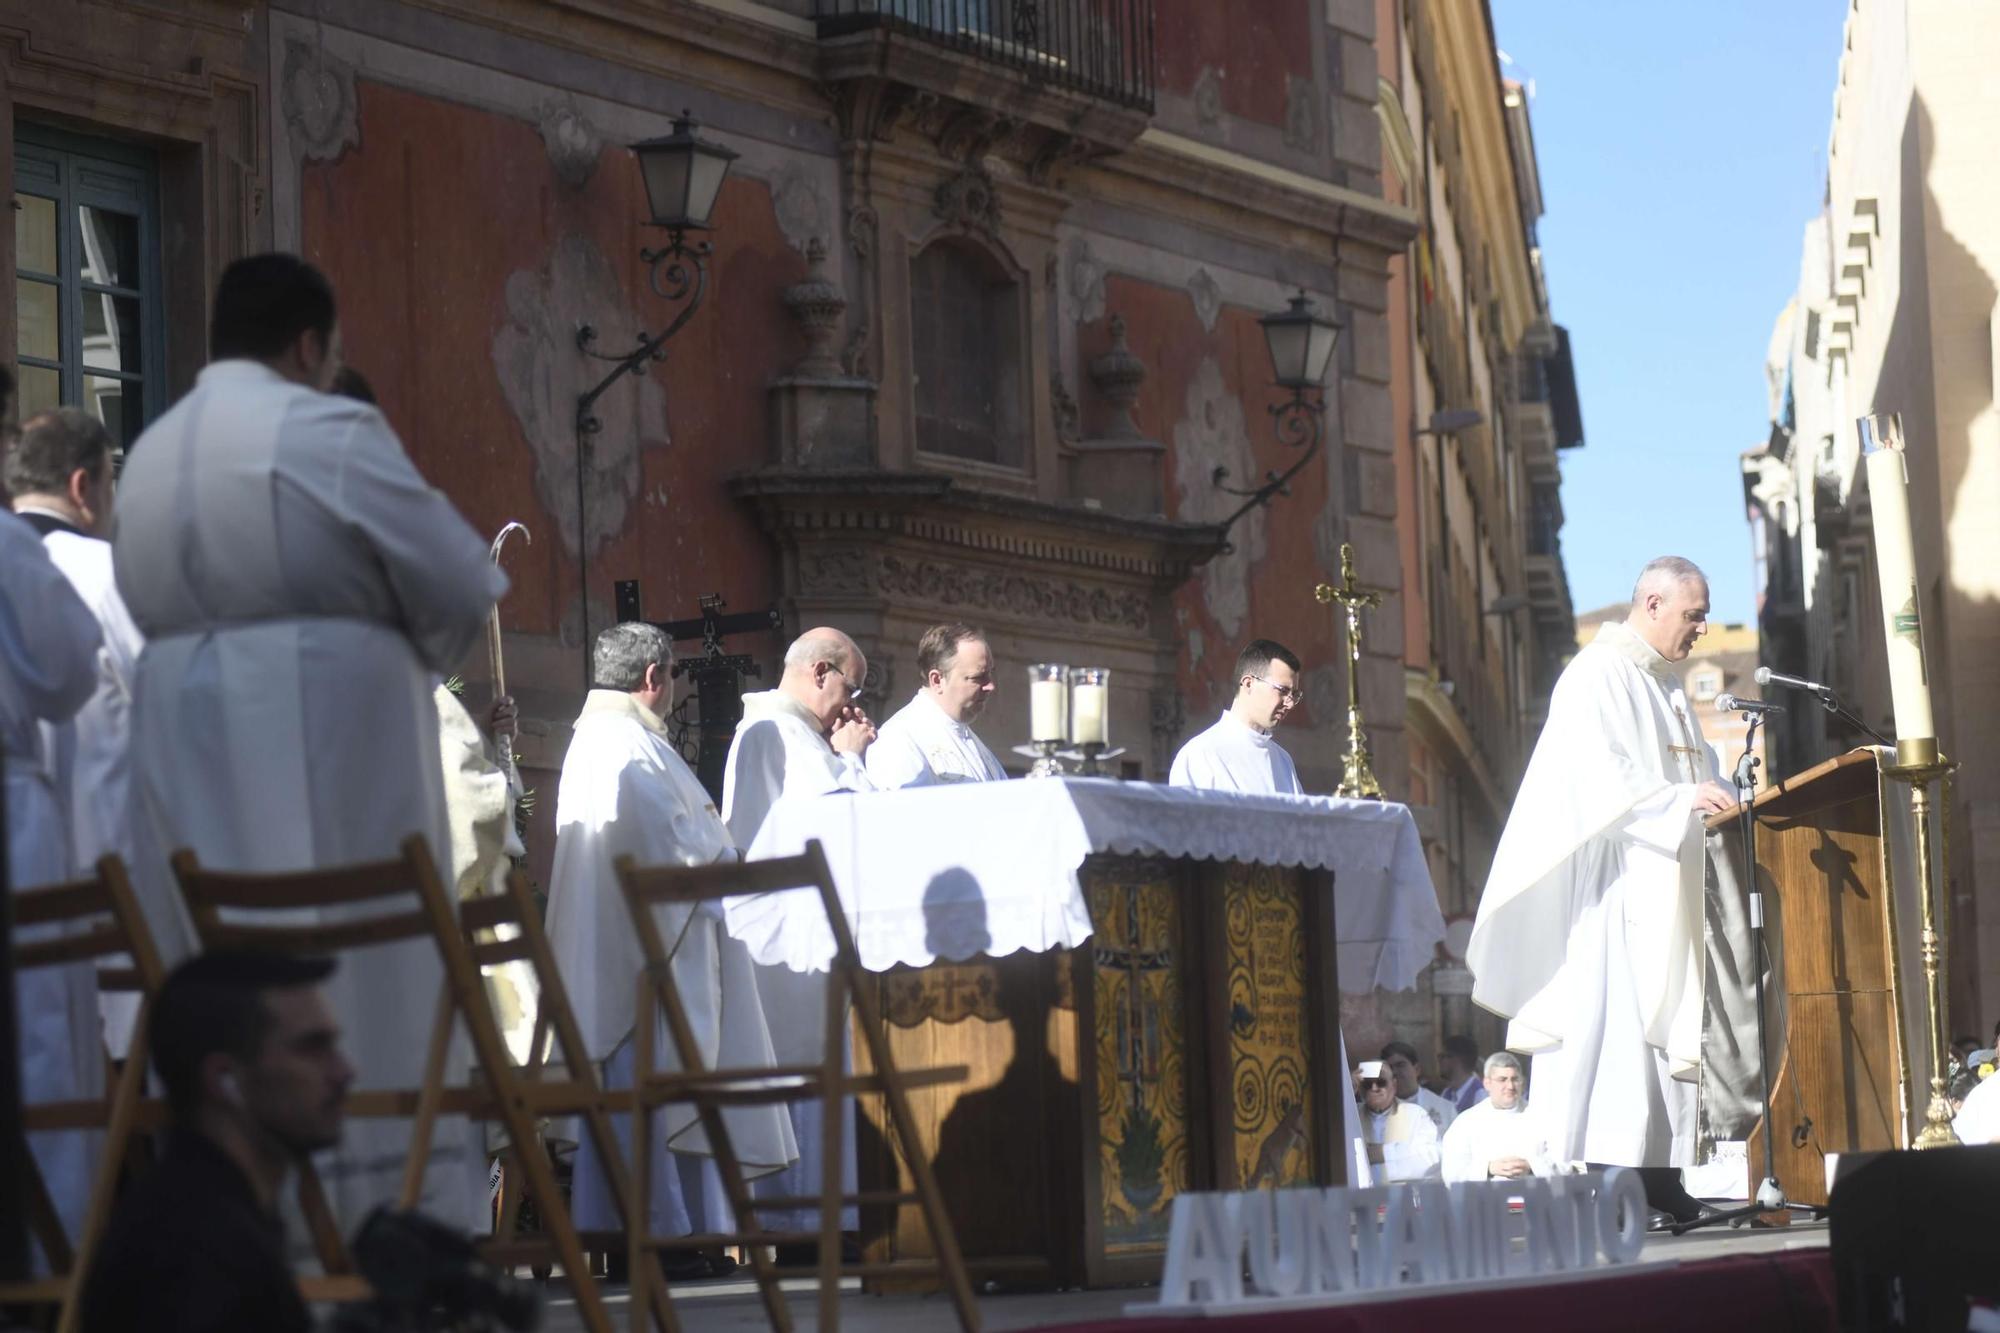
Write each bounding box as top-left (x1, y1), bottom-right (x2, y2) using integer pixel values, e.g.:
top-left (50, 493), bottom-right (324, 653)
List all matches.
top-left (1153, 0), bottom-right (1316, 131)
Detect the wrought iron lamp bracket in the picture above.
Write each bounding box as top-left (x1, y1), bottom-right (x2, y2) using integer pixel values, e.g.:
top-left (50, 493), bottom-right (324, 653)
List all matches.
top-left (574, 229), bottom-right (712, 436)
top-left (1213, 388), bottom-right (1325, 536)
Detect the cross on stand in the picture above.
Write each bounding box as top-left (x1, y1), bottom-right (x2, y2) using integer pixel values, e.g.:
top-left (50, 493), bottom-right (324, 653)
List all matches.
top-left (1313, 541), bottom-right (1386, 800)
top-left (614, 581), bottom-right (782, 803)
top-left (1092, 885), bottom-right (1174, 1112)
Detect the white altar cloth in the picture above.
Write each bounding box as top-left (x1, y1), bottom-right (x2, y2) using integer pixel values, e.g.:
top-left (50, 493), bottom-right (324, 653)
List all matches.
top-left (730, 777), bottom-right (1442, 993)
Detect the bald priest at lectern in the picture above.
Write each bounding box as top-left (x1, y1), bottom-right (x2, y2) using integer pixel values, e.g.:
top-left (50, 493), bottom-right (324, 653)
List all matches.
top-left (1466, 556), bottom-right (1738, 1225)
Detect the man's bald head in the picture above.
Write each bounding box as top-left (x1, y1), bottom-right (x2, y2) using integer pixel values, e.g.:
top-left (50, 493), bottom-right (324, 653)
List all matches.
top-left (781, 627), bottom-right (867, 732)
top-left (1626, 556), bottom-right (1710, 662)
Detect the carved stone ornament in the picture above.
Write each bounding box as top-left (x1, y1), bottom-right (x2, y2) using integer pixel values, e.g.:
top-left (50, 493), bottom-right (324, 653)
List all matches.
top-left (1051, 373), bottom-right (1082, 446)
top-left (933, 166), bottom-right (1001, 234)
top-left (1283, 75), bottom-right (1321, 154)
top-left (280, 39), bottom-right (359, 163)
top-left (1089, 314), bottom-right (1148, 442)
top-left (1149, 686), bottom-right (1188, 776)
top-left (1192, 67), bottom-right (1224, 126)
top-left (538, 101), bottom-right (602, 189)
top-left (1186, 268), bottom-right (1222, 332)
top-left (797, 549), bottom-right (1151, 632)
top-left (783, 238), bottom-right (850, 380)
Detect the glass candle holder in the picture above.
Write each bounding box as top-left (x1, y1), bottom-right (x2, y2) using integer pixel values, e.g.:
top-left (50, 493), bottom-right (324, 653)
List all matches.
top-left (1029, 663), bottom-right (1070, 743)
top-left (1069, 666), bottom-right (1110, 747)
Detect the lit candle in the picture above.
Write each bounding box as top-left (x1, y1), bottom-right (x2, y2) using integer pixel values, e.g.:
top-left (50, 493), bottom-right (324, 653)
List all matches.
top-left (1029, 664), bottom-right (1069, 742)
top-left (1860, 413), bottom-right (1936, 745)
top-left (1070, 667), bottom-right (1109, 746)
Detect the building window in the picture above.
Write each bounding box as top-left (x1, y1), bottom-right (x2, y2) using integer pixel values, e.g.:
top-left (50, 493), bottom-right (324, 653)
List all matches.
top-left (1689, 668), bottom-right (1721, 702)
top-left (911, 238), bottom-right (1026, 469)
top-left (14, 126), bottom-right (165, 456)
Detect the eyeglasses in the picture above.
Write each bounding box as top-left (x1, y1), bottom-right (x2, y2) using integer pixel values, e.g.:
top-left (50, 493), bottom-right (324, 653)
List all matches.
top-left (1249, 674), bottom-right (1299, 705)
top-left (1358, 1079), bottom-right (1388, 1090)
top-left (826, 664), bottom-right (860, 700)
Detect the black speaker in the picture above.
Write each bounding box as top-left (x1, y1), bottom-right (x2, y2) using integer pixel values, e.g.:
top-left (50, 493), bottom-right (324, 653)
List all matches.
top-left (1831, 1145), bottom-right (2000, 1331)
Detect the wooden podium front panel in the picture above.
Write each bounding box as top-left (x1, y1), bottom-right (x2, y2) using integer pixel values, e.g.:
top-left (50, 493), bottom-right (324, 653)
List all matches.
top-left (1215, 863), bottom-right (1318, 1192)
top-left (1741, 750), bottom-right (1906, 1206)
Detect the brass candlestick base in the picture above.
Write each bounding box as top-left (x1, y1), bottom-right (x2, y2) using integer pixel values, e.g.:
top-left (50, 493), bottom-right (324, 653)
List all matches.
top-left (1882, 744), bottom-right (1959, 1149)
top-left (1315, 542), bottom-right (1385, 801)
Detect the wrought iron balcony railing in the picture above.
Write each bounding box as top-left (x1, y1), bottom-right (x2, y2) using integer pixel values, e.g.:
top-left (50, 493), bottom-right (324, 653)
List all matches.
top-left (813, 0), bottom-right (1156, 111)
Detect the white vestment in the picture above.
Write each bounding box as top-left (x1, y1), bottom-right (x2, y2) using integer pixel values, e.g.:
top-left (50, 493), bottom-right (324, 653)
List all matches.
top-left (1404, 1086), bottom-right (1459, 1135)
top-left (548, 690), bottom-right (796, 1235)
top-left (25, 514), bottom-right (189, 1054)
top-left (1168, 710), bottom-right (1361, 1175)
top-left (1362, 1101), bottom-right (1441, 1183)
top-left (1440, 1098), bottom-right (1559, 1183)
top-left (435, 685), bottom-right (538, 1066)
top-left (1956, 1074), bottom-right (2000, 1146)
top-left (1168, 712), bottom-right (1305, 795)
top-left (1467, 621), bottom-right (1711, 1168)
top-left (722, 689), bottom-right (875, 1231)
top-left (115, 360), bottom-right (506, 1233)
top-left (0, 512), bottom-right (105, 1253)
top-left (865, 690), bottom-right (1007, 788)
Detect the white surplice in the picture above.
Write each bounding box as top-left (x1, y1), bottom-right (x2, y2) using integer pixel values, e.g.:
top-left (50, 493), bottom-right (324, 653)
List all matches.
top-left (865, 690), bottom-right (1007, 788)
top-left (24, 513), bottom-right (191, 1055)
top-left (722, 689), bottom-right (876, 1232)
top-left (435, 685), bottom-right (538, 1066)
top-left (1168, 712), bottom-right (1305, 795)
top-left (1956, 1074), bottom-right (2000, 1146)
top-left (1361, 1101), bottom-right (1441, 1184)
top-left (114, 360), bottom-right (505, 1233)
top-left (1168, 709), bottom-right (1361, 1177)
top-left (549, 689), bottom-right (796, 1236)
top-left (0, 512), bottom-right (105, 1253)
top-left (1467, 621), bottom-right (1711, 1168)
top-left (1405, 1086), bottom-right (1458, 1135)
top-left (1439, 1098), bottom-right (1559, 1183)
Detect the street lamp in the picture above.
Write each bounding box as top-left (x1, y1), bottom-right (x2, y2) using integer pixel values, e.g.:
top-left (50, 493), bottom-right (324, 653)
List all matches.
top-left (571, 111), bottom-right (736, 684)
top-left (1213, 291), bottom-right (1342, 535)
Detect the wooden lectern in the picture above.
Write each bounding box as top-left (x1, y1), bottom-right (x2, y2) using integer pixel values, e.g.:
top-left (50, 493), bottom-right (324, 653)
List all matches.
top-left (1707, 749), bottom-right (1920, 1206)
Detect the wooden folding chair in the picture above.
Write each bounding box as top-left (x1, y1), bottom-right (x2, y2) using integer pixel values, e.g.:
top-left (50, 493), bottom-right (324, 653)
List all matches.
top-left (168, 835), bottom-right (615, 1331)
top-left (614, 841), bottom-right (981, 1333)
top-left (459, 867), bottom-right (682, 1332)
top-left (0, 854), bottom-right (167, 1333)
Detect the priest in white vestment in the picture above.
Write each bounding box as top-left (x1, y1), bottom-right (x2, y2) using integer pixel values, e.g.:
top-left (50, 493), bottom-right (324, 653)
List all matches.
top-left (1956, 1068), bottom-right (2000, 1146)
top-left (1381, 1040), bottom-right (1457, 1134)
top-left (1440, 1052), bottom-right (1558, 1183)
top-left (114, 254), bottom-right (506, 1235)
top-left (0, 506), bottom-right (105, 1258)
top-left (722, 627), bottom-right (877, 1245)
top-left (548, 623), bottom-right (795, 1274)
top-left (1356, 1061), bottom-right (1440, 1184)
top-left (1168, 638), bottom-right (1305, 794)
top-left (1467, 557), bottom-right (1736, 1222)
top-left (9, 409), bottom-right (191, 1056)
top-left (866, 622), bottom-right (1006, 787)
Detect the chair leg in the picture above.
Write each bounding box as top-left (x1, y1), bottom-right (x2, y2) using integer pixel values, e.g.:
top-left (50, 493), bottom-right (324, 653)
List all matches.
top-left (817, 970), bottom-right (844, 1333)
top-left (397, 983), bottom-right (458, 1209)
top-left (54, 1013), bottom-right (158, 1333)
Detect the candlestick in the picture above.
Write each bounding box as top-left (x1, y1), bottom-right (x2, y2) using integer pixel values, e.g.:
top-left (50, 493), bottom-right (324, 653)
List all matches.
top-left (1029, 663), bottom-right (1069, 743)
top-left (1070, 667), bottom-right (1109, 747)
top-left (1859, 413), bottom-right (1937, 760)
top-left (1314, 542), bottom-right (1384, 800)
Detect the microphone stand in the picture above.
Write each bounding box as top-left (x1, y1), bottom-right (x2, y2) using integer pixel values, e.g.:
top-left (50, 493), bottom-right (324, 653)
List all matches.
top-left (1671, 709), bottom-right (1824, 1233)
top-left (1806, 684), bottom-right (1895, 750)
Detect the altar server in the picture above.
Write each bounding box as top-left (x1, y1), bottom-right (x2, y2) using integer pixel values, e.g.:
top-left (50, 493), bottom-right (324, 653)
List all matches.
top-left (8, 409), bottom-right (191, 1048)
top-left (1440, 1053), bottom-right (1559, 1183)
top-left (1, 500), bottom-right (104, 1257)
top-left (1467, 557), bottom-right (1736, 1223)
top-left (722, 627), bottom-right (876, 1245)
top-left (1357, 1061), bottom-right (1440, 1183)
top-left (114, 253), bottom-right (505, 1232)
top-left (1381, 1040), bottom-right (1457, 1134)
top-left (548, 623), bottom-right (795, 1270)
top-left (1168, 639), bottom-right (1304, 794)
top-left (867, 622), bottom-right (1006, 787)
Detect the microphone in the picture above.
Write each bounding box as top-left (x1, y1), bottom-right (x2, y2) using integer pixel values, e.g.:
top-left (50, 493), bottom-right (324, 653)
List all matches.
top-left (1753, 666), bottom-right (1831, 694)
top-left (1716, 693), bottom-right (1784, 715)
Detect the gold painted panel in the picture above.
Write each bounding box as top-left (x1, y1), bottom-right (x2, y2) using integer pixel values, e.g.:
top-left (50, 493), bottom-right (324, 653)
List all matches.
top-left (1224, 863), bottom-right (1313, 1189)
top-left (1084, 855), bottom-right (1188, 1252)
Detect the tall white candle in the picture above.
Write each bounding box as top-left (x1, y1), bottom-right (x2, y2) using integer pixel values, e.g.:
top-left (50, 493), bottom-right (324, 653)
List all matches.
top-left (1860, 413), bottom-right (1936, 743)
top-left (1072, 682), bottom-right (1108, 746)
top-left (1030, 678), bottom-right (1069, 742)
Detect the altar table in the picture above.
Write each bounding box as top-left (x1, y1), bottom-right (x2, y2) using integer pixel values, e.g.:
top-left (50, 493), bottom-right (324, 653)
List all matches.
top-left (735, 778), bottom-right (1442, 1287)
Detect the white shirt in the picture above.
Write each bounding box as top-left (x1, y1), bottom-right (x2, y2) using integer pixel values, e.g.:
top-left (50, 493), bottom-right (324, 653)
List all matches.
top-left (1169, 711), bottom-right (1304, 795)
top-left (1957, 1073), bottom-right (2000, 1146)
top-left (722, 688), bottom-right (874, 848)
top-left (866, 690), bottom-right (1007, 787)
top-left (1440, 1098), bottom-right (1560, 1183)
top-left (1362, 1100), bottom-right (1442, 1183)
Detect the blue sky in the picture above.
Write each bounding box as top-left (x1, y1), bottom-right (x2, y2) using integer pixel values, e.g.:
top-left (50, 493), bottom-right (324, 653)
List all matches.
top-left (1490, 2), bottom-right (1850, 625)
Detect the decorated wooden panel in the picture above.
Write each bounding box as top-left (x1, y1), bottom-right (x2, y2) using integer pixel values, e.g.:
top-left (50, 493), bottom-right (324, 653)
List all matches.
top-left (1083, 856), bottom-right (1190, 1253)
top-left (1223, 863), bottom-right (1314, 1189)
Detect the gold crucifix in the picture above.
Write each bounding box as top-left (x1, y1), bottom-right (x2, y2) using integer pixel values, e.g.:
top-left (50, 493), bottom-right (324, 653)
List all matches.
top-left (1314, 542), bottom-right (1385, 799)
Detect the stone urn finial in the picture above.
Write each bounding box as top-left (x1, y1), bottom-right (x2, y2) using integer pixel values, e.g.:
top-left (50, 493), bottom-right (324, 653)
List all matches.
top-left (1089, 313), bottom-right (1147, 441)
top-left (783, 237), bottom-right (849, 380)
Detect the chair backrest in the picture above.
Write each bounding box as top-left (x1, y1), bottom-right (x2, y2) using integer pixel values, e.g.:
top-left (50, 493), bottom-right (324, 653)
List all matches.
top-left (612, 843), bottom-right (840, 908)
top-left (12, 855), bottom-right (166, 994)
top-left (171, 837), bottom-right (444, 956)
